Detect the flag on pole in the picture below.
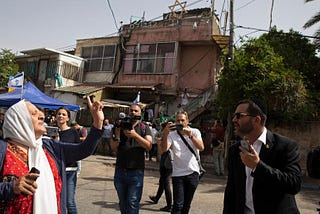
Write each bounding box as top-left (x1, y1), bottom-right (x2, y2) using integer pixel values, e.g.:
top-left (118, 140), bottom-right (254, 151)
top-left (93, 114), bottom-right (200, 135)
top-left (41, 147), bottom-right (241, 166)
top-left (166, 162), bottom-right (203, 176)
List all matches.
top-left (133, 91), bottom-right (141, 104)
top-left (8, 72), bottom-right (24, 90)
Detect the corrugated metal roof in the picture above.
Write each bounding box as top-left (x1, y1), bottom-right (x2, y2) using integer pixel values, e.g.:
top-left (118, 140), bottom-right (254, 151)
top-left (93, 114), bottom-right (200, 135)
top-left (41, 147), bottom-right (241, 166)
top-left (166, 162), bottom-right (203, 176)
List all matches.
top-left (212, 35), bottom-right (229, 49)
top-left (17, 48), bottom-right (84, 61)
top-left (53, 84), bottom-right (106, 95)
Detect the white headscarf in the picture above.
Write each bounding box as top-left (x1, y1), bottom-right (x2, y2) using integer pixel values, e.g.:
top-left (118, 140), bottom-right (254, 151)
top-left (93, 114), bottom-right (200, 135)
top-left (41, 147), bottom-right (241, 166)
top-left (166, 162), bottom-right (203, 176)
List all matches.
top-left (3, 100), bottom-right (58, 214)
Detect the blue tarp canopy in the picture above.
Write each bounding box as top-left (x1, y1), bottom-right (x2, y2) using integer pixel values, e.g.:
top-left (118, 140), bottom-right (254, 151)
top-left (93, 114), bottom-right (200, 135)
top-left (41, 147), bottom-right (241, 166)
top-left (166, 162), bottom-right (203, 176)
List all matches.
top-left (0, 81), bottom-right (80, 111)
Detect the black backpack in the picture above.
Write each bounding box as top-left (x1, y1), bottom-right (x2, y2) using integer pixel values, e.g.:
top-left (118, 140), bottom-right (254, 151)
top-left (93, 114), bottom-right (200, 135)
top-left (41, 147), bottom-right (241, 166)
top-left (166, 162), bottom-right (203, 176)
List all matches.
top-left (307, 147), bottom-right (320, 179)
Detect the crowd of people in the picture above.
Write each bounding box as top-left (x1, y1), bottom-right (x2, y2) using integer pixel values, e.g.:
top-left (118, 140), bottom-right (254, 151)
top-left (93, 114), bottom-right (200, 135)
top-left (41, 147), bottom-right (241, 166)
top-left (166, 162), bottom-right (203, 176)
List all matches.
top-left (0, 98), bottom-right (303, 214)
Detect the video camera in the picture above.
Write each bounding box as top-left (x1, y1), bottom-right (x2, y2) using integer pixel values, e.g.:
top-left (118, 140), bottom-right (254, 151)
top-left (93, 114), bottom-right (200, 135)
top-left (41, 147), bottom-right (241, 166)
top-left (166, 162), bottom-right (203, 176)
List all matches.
top-left (116, 112), bottom-right (141, 130)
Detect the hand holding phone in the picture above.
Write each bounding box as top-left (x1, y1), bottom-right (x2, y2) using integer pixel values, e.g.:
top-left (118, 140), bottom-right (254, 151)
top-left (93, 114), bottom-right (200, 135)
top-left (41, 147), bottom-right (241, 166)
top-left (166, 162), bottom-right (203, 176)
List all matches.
top-left (29, 167), bottom-right (40, 181)
top-left (240, 139), bottom-right (250, 152)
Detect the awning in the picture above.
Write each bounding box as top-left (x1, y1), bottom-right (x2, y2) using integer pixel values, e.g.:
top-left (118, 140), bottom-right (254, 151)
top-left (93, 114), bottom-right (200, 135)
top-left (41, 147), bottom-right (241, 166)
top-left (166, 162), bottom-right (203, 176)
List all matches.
top-left (53, 84), bottom-right (106, 96)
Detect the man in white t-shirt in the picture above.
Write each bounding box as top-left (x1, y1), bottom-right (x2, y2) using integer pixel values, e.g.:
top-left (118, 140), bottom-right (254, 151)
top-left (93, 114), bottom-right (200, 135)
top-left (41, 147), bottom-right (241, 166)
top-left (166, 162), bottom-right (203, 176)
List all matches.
top-left (162, 111), bottom-right (204, 213)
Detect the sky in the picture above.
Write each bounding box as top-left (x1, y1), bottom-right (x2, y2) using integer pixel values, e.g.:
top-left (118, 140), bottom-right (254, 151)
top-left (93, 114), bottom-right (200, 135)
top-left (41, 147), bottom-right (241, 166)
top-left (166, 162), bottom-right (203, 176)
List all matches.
top-left (0, 0), bottom-right (319, 55)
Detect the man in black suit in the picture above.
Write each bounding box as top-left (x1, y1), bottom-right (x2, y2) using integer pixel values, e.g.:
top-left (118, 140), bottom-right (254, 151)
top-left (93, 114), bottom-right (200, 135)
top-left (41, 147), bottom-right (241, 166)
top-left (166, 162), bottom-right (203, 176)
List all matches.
top-left (223, 99), bottom-right (301, 214)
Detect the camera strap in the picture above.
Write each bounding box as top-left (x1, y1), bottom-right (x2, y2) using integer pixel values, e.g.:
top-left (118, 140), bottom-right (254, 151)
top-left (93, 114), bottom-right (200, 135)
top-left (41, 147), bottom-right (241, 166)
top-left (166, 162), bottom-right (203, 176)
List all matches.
top-left (177, 131), bottom-right (200, 162)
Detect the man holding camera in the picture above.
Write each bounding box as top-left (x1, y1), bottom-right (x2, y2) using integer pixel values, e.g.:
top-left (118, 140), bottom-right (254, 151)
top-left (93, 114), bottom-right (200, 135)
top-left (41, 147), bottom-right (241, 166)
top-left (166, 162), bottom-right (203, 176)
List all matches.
top-left (112, 104), bottom-right (152, 214)
top-left (162, 111), bottom-right (204, 214)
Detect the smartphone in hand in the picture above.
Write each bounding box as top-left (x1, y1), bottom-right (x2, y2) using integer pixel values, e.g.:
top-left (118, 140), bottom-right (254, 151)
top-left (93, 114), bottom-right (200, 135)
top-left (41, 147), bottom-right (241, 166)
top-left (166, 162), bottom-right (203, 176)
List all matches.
top-left (240, 140), bottom-right (250, 152)
top-left (29, 167), bottom-right (40, 181)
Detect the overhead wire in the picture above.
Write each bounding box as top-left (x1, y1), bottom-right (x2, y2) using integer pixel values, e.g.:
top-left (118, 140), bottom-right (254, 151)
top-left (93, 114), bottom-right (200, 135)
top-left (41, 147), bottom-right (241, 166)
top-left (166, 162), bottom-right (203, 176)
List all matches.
top-left (235, 0), bottom-right (257, 12)
top-left (53, 0), bottom-right (209, 51)
top-left (105, 0), bottom-right (119, 31)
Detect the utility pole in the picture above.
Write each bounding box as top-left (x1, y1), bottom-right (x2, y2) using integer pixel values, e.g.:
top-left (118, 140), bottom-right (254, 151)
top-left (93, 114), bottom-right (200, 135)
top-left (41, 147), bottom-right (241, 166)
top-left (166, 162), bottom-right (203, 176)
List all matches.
top-left (225, 0), bottom-right (235, 161)
top-left (269, 0), bottom-right (275, 30)
top-left (211, 0), bottom-right (214, 17)
top-left (229, 0), bottom-right (234, 61)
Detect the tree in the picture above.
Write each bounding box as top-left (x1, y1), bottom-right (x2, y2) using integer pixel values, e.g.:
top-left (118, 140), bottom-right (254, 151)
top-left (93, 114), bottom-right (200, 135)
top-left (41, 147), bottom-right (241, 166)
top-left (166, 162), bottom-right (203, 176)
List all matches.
top-left (303, 0), bottom-right (320, 49)
top-left (261, 28), bottom-right (320, 121)
top-left (0, 49), bottom-right (19, 88)
top-left (261, 27), bottom-right (320, 90)
top-left (217, 38), bottom-right (309, 122)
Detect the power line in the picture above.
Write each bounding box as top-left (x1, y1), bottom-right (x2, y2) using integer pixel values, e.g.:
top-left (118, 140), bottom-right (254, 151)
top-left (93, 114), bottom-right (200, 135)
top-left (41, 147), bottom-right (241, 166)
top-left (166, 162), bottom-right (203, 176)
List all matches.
top-left (235, 25), bottom-right (320, 39)
top-left (105, 0), bottom-right (119, 31)
top-left (54, 0), bottom-right (210, 50)
top-left (235, 0), bottom-right (257, 12)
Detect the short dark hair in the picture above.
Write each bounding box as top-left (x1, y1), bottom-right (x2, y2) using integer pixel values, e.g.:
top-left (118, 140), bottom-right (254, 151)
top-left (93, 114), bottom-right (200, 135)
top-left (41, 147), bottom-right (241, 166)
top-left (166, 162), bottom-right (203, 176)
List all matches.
top-left (56, 106), bottom-right (71, 118)
top-left (237, 99), bottom-right (267, 125)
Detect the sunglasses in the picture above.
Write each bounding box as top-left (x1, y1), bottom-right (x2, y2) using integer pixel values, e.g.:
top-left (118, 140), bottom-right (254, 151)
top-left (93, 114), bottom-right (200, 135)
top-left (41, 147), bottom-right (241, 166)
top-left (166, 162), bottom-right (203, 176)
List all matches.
top-left (232, 112), bottom-right (254, 119)
top-left (175, 111), bottom-right (188, 116)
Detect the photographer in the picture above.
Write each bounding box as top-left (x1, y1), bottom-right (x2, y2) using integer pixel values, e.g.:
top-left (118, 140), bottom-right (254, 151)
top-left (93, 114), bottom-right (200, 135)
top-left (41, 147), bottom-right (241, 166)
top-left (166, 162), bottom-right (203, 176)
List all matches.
top-left (162, 111), bottom-right (204, 214)
top-left (112, 104), bottom-right (152, 214)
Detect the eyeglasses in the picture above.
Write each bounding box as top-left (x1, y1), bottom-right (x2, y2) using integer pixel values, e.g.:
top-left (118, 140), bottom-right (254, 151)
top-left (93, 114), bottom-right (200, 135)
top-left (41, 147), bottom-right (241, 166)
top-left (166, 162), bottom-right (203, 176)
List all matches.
top-left (232, 112), bottom-right (254, 119)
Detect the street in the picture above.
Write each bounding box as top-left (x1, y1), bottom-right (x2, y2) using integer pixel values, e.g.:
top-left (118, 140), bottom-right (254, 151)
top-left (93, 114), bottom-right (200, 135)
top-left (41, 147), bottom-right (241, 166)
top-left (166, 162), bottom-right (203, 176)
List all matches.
top-left (76, 155), bottom-right (320, 214)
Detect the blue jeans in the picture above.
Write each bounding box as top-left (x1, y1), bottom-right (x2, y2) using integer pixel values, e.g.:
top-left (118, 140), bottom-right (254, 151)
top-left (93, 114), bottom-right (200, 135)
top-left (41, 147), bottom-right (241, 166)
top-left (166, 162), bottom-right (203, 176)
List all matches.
top-left (114, 168), bottom-right (144, 214)
top-left (66, 170), bottom-right (78, 214)
top-left (172, 172), bottom-right (199, 214)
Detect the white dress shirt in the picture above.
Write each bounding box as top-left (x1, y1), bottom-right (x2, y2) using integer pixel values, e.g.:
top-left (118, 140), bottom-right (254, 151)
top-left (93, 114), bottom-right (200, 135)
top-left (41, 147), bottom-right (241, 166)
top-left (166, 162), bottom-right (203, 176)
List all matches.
top-left (244, 127), bottom-right (267, 214)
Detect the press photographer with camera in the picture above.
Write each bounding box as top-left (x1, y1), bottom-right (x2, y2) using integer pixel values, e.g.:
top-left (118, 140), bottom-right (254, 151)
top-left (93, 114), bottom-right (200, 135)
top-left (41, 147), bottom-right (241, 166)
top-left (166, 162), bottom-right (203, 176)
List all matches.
top-left (112, 104), bottom-right (152, 214)
top-left (162, 110), bottom-right (204, 214)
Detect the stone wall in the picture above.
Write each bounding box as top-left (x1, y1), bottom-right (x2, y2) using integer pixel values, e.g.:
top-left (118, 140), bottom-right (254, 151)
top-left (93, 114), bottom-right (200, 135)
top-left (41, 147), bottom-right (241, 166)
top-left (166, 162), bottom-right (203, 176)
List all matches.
top-left (271, 122), bottom-right (320, 176)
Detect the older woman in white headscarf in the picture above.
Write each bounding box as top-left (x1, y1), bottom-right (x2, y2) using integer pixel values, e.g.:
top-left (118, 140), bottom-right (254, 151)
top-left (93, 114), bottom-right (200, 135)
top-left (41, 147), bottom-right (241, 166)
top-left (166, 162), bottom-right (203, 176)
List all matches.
top-left (0, 97), bottom-right (103, 214)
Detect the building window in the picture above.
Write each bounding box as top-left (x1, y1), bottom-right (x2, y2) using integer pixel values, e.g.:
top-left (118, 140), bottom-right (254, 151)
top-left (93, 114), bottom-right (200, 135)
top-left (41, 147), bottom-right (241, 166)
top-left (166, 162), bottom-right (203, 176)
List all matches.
top-left (81, 45), bottom-right (116, 72)
top-left (123, 42), bottom-right (176, 74)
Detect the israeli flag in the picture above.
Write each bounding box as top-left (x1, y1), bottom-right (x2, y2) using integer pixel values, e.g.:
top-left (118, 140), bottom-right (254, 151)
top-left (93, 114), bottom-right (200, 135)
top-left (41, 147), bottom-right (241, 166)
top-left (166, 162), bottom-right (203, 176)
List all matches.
top-left (133, 91), bottom-right (140, 104)
top-left (8, 72), bottom-right (24, 88)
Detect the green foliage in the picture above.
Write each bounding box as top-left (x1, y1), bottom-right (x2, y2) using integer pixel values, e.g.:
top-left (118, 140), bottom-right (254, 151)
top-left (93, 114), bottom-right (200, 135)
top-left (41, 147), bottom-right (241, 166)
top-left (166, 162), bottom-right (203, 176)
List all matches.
top-left (217, 38), bottom-right (310, 122)
top-left (261, 28), bottom-right (320, 90)
top-left (0, 49), bottom-right (19, 88)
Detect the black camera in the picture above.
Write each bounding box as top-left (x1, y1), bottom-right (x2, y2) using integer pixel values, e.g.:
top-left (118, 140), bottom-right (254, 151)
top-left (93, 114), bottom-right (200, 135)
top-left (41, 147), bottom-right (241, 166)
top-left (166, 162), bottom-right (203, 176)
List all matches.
top-left (117, 112), bottom-right (141, 130)
top-left (160, 118), bottom-right (175, 129)
top-left (169, 124), bottom-right (184, 131)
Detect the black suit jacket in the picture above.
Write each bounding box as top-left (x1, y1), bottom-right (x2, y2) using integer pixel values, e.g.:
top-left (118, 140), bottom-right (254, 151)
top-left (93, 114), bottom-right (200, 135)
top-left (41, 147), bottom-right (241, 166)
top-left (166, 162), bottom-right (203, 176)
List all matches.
top-left (223, 130), bottom-right (301, 214)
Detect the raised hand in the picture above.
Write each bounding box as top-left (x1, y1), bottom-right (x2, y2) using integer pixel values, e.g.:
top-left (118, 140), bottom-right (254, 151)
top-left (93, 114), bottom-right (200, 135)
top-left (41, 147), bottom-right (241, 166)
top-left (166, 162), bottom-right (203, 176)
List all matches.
top-left (86, 96), bottom-right (104, 129)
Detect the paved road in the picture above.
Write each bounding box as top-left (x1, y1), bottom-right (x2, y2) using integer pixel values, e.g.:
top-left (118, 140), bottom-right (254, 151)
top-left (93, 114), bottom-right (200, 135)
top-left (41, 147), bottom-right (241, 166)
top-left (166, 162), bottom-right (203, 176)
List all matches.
top-left (76, 155), bottom-right (320, 214)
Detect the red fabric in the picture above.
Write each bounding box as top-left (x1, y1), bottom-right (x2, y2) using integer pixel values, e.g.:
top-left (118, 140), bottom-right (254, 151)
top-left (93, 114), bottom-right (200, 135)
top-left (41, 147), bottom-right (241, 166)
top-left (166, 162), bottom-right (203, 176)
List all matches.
top-left (0, 143), bottom-right (62, 214)
top-left (1, 143), bottom-right (32, 214)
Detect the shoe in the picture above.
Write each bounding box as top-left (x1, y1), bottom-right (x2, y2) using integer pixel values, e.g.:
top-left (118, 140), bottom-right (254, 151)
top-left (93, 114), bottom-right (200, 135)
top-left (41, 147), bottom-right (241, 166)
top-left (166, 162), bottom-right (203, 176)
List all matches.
top-left (149, 196), bottom-right (158, 204)
top-left (160, 206), bottom-right (172, 212)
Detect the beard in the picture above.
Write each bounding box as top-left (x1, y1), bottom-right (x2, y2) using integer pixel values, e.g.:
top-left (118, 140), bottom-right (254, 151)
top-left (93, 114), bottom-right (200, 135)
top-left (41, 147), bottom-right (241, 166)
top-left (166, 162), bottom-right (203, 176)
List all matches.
top-left (234, 120), bottom-right (254, 137)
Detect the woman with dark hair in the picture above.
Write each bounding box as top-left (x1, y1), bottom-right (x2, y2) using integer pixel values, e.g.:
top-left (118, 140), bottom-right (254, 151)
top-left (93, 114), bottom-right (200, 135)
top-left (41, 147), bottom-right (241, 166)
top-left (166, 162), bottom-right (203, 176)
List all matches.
top-left (55, 107), bottom-right (80, 214)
